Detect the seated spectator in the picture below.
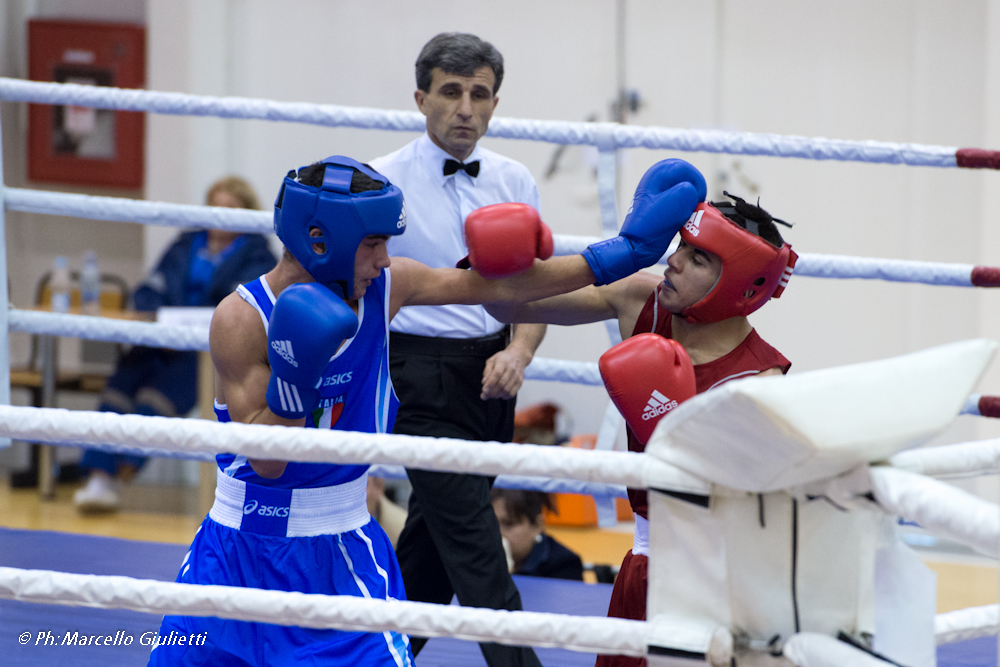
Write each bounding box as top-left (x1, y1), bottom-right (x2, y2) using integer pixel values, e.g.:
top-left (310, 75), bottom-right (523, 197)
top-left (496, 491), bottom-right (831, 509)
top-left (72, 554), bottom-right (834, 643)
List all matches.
top-left (74, 176), bottom-right (278, 513)
top-left (491, 488), bottom-right (584, 581)
top-left (366, 475), bottom-right (408, 548)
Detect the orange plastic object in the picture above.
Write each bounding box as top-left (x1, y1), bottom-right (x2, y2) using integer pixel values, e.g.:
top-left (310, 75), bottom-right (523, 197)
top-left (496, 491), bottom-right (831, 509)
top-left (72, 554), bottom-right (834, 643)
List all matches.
top-left (568, 434), bottom-right (597, 450)
top-left (544, 492), bottom-right (598, 527)
top-left (543, 434), bottom-right (605, 527)
top-left (616, 497), bottom-right (634, 522)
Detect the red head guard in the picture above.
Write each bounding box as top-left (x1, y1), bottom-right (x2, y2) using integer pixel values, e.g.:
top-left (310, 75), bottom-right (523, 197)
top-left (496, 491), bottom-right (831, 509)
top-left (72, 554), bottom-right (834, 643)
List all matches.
top-left (677, 202), bottom-right (798, 324)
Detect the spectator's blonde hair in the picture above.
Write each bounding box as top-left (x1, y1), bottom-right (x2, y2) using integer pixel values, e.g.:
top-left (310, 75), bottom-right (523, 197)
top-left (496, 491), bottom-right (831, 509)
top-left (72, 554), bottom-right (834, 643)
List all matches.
top-left (206, 176), bottom-right (261, 211)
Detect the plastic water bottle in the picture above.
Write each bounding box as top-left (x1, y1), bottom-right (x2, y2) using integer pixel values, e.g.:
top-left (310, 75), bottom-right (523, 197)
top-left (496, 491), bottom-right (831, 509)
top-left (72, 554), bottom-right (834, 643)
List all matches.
top-left (50, 256), bottom-right (71, 314)
top-left (81, 250), bottom-right (101, 315)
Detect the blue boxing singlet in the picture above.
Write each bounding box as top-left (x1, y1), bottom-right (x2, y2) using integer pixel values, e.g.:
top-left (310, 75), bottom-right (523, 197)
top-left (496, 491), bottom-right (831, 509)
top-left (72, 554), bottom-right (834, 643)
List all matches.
top-left (214, 270), bottom-right (399, 488)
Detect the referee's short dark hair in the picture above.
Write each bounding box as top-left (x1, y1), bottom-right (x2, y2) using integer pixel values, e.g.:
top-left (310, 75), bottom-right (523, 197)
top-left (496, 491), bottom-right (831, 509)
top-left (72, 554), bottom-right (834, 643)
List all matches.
top-left (416, 33), bottom-right (504, 95)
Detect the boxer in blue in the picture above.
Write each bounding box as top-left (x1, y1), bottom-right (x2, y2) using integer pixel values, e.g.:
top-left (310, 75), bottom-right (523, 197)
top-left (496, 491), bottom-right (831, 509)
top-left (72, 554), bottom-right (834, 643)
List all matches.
top-left (149, 155), bottom-right (706, 666)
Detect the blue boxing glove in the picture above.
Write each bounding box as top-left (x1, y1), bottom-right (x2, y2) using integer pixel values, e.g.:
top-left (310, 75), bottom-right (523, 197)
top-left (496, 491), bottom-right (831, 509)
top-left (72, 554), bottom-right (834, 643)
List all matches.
top-left (583, 159), bottom-right (707, 285)
top-left (266, 283), bottom-right (359, 420)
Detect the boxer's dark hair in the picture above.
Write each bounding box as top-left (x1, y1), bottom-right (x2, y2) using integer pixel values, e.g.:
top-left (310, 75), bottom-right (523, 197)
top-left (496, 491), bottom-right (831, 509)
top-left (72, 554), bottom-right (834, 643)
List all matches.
top-left (296, 163), bottom-right (384, 193)
top-left (710, 191), bottom-right (790, 249)
top-left (416, 32), bottom-right (504, 94)
top-left (491, 488), bottom-right (554, 525)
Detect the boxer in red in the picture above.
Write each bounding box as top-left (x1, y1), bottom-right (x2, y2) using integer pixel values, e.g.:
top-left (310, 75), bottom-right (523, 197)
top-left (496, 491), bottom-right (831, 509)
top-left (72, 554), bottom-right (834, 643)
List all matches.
top-left (487, 191), bottom-right (796, 667)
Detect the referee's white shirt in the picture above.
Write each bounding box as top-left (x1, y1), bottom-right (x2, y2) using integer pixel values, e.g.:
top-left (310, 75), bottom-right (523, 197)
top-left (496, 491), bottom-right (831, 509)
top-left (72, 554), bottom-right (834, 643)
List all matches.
top-left (370, 132), bottom-right (541, 339)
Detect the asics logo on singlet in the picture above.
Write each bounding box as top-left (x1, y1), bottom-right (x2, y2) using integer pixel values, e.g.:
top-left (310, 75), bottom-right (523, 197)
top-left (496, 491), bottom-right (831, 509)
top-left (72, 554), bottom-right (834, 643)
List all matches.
top-left (641, 389), bottom-right (679, 421)
top-left (271, 340), bottom-right (298, 367)
top-left (683, 209), bottom-right (704, 237)
top-left (322, 371), bottom-right (353, 387)
top-left (242, 499), bottom-right (290, 518)
top-left (397, 204), bottom-right (407, 229)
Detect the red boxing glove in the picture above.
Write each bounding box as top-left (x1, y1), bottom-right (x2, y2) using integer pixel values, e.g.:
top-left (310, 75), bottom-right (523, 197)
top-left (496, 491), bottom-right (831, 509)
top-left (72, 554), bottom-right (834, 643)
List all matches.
top-left (457, 203), bottom-right (554, 278)
top-left (599, 333), bottom-right (696, 445)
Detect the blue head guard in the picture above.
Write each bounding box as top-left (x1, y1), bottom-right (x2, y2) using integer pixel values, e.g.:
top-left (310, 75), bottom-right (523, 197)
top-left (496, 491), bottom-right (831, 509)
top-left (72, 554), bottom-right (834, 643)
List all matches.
top-left (274, 156), bottom-right (406, 299)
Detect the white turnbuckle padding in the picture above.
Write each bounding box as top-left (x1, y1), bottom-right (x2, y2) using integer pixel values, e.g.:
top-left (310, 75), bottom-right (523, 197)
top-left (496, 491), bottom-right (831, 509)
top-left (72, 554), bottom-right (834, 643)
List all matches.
top-left (647, 487), bottom-right (882, 667)
top-left (645, 339), bottom-right (997, 492)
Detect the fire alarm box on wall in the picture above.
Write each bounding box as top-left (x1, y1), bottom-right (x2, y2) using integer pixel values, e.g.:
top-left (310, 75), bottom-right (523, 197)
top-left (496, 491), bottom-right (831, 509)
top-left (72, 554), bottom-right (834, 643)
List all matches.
top-left (28, 20), bottom-right (145, 189)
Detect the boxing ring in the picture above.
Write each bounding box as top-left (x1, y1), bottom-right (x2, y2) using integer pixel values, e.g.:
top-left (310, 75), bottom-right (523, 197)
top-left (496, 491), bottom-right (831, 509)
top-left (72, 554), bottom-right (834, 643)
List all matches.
top-left (1, 78), bottom-right (1000, 666)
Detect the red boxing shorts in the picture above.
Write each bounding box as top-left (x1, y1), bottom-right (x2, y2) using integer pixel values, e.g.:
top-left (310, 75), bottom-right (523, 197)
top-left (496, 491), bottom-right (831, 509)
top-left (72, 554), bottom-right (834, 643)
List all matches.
top-left (596, 549), bottom-right (647, 667)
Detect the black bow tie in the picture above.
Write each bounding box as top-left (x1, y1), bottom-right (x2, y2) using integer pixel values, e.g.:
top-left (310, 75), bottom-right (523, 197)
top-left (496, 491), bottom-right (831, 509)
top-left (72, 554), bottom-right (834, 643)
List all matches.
top-left (443, 159), bottom-right (480, 177)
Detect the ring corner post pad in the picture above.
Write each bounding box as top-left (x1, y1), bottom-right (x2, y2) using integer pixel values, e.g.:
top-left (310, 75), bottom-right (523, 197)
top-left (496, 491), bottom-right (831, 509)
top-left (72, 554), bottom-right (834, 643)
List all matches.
top-left (644, 337), bottom-right (1000, 494)
top-left (645, 476), bottom-right (729, 667)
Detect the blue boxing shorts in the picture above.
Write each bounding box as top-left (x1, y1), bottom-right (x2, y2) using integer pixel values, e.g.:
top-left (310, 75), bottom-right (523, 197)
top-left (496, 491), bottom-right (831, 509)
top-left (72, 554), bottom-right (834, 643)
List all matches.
top-left (148, 471), bottom-right (413, 667)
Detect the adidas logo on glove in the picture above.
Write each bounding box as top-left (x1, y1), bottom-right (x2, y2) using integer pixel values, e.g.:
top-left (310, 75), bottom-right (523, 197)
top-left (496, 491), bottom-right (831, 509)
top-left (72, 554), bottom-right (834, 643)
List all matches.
top-left (683, 209), bottom-right (704, 237)
top-left (271, 339), bottom-right (298, 367)
top-left (642, 389), bottom-right (679, 421)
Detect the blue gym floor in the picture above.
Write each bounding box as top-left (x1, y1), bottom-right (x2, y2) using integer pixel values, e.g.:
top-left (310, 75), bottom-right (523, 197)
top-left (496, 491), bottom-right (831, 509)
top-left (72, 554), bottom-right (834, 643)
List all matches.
top-left (0, 528), bottom-right (993, 666)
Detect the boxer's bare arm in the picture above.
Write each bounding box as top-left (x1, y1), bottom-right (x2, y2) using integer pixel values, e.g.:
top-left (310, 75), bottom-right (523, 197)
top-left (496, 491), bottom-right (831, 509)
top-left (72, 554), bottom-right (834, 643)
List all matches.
top-left (482, 271), bottom-right (661, 339)
top-left (210, 292), bottom-right (302, 478)
top-left (387, 255), bottom-right (597, 320)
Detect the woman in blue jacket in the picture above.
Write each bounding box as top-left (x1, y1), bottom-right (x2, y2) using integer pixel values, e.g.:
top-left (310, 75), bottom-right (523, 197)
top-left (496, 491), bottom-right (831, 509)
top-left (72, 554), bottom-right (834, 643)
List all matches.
top-left (74, 176), bottom-right (277, 512)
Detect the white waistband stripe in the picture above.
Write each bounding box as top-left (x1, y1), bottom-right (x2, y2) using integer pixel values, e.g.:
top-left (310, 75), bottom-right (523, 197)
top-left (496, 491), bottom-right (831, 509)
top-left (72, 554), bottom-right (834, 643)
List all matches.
top-left (209, 469), bottom-right (370, 537)
top-left (633, 515), bottom-right (649, 557)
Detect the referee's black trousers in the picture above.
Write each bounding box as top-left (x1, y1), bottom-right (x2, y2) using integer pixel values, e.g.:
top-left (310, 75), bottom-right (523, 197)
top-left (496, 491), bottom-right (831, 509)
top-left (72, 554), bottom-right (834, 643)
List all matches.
top-left (390, 331), bottom-right (542, 667)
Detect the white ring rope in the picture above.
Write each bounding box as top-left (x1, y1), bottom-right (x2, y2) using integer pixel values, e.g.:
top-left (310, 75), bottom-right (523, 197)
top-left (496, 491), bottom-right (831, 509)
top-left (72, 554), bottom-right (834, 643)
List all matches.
top-left (7, 309), bottom-right (601, 386)
top-left (523, 356), bottom-right (601, 386)
top-left (56, 440), bottom-right (629, 499)
top-left (0, 78), bottom-right (963, 167)
top-left (962, 394), bottom-right (984, 416)
top-left (7, 187), bottom-right (998, 288)
top-left (366, 464), bottom-right (627, 499)
top-left (4, 187), bottom-right (271, 233)
top-left (792, 253), bottom-right (980, 287)
top-left (0, 567), bottom-right (649, 657)
top-left (869, 467), bottom-right (1000, 558)
top-left (889, 439), bottom-right (1000, 478)
top-left (8, 309), bottom-right (209, 351)
top-left (0, 564), bottom-right (988, 652)
top-left (18, 427), bottom-right (629, 499)
top-left (0, 405), bottom-right (704, 494)
top-left (0, 79), bottom-right (426, 132)
top-left (934, 604), bottom-right (999, 645)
